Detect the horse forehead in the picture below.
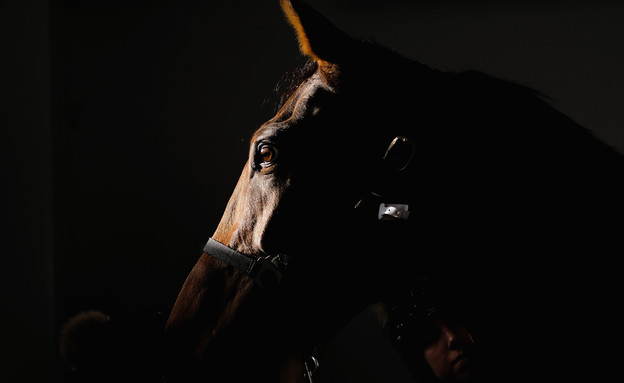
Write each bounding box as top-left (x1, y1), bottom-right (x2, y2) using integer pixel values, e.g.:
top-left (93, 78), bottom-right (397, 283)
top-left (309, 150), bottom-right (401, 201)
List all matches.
top-left (254, 72), bottom-right (333, 140)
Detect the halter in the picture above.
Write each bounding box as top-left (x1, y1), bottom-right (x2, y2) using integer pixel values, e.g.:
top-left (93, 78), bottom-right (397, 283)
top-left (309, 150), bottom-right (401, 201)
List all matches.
top-left (203, 238), bottom-right (290, 289)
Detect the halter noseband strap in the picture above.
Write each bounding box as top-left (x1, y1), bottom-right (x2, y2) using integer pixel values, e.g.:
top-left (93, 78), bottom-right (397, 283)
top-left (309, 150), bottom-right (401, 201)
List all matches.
top-left (203, 238), bottom-right (289, 289)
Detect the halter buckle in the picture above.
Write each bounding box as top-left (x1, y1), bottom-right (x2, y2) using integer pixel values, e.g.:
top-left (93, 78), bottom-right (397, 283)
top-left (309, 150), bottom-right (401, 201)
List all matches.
top-left (378, 203), bottom-right (410, 220)
top-left (252, 256), bottom-right (287, 289)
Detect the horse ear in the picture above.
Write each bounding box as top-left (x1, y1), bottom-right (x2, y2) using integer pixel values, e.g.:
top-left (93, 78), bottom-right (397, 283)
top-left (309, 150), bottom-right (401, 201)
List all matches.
top-left (280, 0), bottom-right (352, 64)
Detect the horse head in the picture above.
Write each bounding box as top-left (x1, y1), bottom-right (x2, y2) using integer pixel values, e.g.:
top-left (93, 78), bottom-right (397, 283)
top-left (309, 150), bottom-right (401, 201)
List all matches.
top-left (164, 2), bottom-right (417, 380)
top-left (164, 1), bottom-right (624, 382)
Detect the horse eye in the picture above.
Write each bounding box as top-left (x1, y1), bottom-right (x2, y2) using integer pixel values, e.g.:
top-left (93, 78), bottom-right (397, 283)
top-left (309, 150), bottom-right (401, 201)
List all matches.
top-left (258, 144), bottom-right (277, 165)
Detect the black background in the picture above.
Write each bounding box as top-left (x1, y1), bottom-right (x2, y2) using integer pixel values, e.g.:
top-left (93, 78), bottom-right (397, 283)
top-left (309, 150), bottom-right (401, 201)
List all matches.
top-left (2, 0), bottom-right (623, 381)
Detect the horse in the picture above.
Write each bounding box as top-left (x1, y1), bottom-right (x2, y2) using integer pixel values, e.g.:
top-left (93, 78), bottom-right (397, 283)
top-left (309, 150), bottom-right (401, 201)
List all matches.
top-left (164, 1), bottom-right (624, 382)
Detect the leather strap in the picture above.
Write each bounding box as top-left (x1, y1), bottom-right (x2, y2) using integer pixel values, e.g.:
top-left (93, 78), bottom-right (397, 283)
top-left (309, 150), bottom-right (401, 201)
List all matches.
top-left (204, 238), bottom-right (257, 274)
top-left (203, 238), bottom-right (287, 289)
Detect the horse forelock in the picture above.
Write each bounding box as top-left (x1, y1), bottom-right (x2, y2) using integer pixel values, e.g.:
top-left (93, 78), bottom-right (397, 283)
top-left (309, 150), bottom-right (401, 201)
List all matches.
top-left (275, 59), bottom-right (318, 110)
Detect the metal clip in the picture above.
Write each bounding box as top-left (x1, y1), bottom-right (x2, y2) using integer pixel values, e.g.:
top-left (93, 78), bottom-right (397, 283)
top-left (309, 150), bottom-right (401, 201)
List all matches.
top-left (378, 203), bottom-right (410, 220)
top-left (303, 355), bottom-right (319, 383)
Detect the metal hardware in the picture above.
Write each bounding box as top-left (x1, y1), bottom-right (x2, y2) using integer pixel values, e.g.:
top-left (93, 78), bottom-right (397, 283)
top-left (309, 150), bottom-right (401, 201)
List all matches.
top-left (303, 355), bottom-right (319, 383)
top-left (253, 258), bottom-right (284, 289)
top-left (378, 203), bottom-right (410, 220)
top-left (383, 135), bottom-right (415, 171)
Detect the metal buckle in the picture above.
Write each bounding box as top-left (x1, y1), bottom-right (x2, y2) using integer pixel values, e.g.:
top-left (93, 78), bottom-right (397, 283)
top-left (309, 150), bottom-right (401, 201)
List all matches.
top-left (378, 203), bottom-right (410, 220)
top-left (253, 258), bottom-right (284, 289)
